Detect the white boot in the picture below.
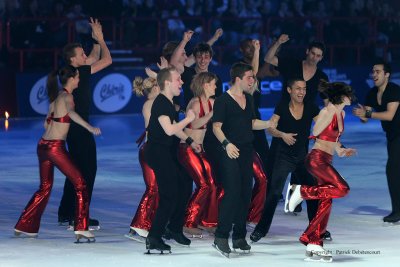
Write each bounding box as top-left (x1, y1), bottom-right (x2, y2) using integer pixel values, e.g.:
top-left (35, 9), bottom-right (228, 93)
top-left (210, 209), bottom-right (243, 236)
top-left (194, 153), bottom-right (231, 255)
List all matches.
top-left (305, 244), bottom-right (332, 262)
top-left (288, 185), bottom-right (303, 212)
top-left (74, 230), bottom-right (95, 243)
top-left (132, 227), bottom-right (149, 238)
top-left (14, 229), bottom-right (38, 238)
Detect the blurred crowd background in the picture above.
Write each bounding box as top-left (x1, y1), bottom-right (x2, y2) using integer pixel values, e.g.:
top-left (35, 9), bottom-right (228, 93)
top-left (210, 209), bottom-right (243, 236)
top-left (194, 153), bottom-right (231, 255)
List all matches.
top-left (0, 0), bottom-right (400, 70)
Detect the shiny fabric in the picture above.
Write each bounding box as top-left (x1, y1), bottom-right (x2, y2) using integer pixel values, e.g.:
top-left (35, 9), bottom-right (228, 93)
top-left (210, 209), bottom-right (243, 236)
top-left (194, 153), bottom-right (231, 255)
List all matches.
top-left (247, 151), bottom-right (268, 223)
top-left (15, 138), bottom-right (89, 233)
top-left (46, 112), bottom-right (72, 124)
top-left (187, 98), bottom-right (212, 129)
top-left (130, 143), bottom-right (159, 231)
top-left (309, 113), bottom-right (343, 142)
top-left (300, 149), bottom-right (350, 246)
top-left (178, 143), bottom-right (218, 228)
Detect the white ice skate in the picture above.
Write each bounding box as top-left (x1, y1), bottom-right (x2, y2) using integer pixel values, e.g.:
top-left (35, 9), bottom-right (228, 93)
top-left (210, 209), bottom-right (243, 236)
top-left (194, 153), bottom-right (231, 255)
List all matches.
top-left (125, 227), bottom-right (147, 243)
top-left (288, 184), bottom-right (303, 212)
top-left (304, 244), bottom-right (333, 262)
top-left (14, 229), bottom-right (38, 238)
top-left (74, 230), bottom-right (95, 243)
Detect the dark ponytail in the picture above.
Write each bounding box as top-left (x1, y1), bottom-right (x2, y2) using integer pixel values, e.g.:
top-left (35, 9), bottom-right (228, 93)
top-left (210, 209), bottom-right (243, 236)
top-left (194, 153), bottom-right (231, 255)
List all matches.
top-left (318, 79), bottom-right (357, 104)
top-left (46, 65), bottom-right (78, 103)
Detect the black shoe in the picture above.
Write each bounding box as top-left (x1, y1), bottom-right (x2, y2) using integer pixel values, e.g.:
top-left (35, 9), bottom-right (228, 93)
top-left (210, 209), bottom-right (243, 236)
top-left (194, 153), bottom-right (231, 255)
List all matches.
top-left (146, 236), bottom-right (171, 251)
top-left (294, 202), bottom-right (303, 212)
top-left (250, 230), bottom-right (264, 243)
top-left (89, 218), bottom-right (99, 226)
top-left (164, 228), bottom-right (191, 246)
top-left (321, 230), bottom-right (332, 241)
top-left (383, 212), bottom-right (400, 223)
top-left (213, 237), bottom-right (231, 254)
top-left (232, 238), bottom-right (251, 251)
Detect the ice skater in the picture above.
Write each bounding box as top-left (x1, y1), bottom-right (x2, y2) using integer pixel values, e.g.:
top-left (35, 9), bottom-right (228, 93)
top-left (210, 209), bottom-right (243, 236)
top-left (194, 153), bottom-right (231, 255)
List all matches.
top-left (126, 76), bottom-right (160, 242)
top-left (14, 65), bottom-right (101, 243)
top-left (211, 62), bottom-right (275, 257)
top-left (287, 80), bottom-right (356, 262)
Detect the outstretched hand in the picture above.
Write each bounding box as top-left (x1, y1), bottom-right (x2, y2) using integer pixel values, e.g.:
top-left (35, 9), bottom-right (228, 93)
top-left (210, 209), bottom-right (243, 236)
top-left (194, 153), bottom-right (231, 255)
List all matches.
top-left (90, 17), bottom-right (104, 42)
top-left (157, 56), bottom-right (169, 70)
top-left (252, 39), bottom-right (260, 51)
top-left (277, 34), bottom-right (289, 45)
top-left (183, 30), bottom-right (194, 43)
top-left (213, 28), bottom-right (223, 39)
top-left (352, 104), bottom-right (366, 118)
top-left (89, 126), bottom-right (102, 136)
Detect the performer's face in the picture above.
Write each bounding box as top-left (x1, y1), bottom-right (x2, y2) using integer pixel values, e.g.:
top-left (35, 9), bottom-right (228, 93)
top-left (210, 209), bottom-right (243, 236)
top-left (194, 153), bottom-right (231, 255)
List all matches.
top-left (195, 52), bottom-right (212, 72)
top-left (288, 81), bottom-right (306, 103)
top-left (71, 47), bottom-right (87, 67)
top-left (239, 70), bottom-right (255, 91)
top-left (204, 79), bottom-right (216, 97)
top-left (372, 64), bottom-right (389, 88)
top-left (167, 70), bottom-right (183, 96)
top-left (305, 47), bottom-right (323, 65)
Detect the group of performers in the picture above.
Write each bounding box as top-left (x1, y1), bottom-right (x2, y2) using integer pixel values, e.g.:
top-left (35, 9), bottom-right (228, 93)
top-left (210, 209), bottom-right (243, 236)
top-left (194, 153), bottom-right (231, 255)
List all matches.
top-left (13, 18), bottom-right (400, 262)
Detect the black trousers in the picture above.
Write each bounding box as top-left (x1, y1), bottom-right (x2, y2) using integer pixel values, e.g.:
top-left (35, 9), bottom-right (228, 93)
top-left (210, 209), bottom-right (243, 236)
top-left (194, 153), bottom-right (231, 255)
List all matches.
top-left (145, 142), bottom-right (192, 238)
top-left (254, 145), bottom-right (318, 236)
top-left (58, 126), bottom-right (97, 220)
top-left (387, 135), bottom-right (400, 213)
top-left (214, 143), bottom-right (254, 239)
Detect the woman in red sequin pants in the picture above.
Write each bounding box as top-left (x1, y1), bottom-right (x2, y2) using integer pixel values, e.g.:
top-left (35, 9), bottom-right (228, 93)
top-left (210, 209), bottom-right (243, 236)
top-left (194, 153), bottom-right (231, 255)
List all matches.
top-left (127, 76), bottom-right (160, 239)
top-left (288, 80), bottom-right (356, 258)
top-left (180, 72), bottom-right (219, 236)
top-left (14, 66), bottom-right (101, 239)
top-left (247, 151), bottom-right (267, 224)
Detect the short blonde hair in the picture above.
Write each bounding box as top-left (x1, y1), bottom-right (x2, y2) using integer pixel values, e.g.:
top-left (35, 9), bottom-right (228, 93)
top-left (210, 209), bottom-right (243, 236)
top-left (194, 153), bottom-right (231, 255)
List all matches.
top-left (190, 72), bottom-right (217, 97)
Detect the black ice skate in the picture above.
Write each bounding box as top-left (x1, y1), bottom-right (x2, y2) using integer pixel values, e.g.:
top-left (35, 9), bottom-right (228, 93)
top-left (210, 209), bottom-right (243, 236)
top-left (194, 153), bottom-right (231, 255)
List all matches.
top-left (304, 244), bottom-right (332, 263)
top-left (383, 212), bottom-right (400, 224)
top-left (145, 237), bottom-right (171, 254)
top-left (163, 228), bottom-right (191, 246)
top-left (249, 230), bottom-right (264, 243)
top-left (232, 238), bottom-right (251, 254)
top-left (212, 237), bottom-right (231, 258)
top-left (321, 230), bottom-right (332, 241)
top-left (74, 230), bottom-right (95, 243)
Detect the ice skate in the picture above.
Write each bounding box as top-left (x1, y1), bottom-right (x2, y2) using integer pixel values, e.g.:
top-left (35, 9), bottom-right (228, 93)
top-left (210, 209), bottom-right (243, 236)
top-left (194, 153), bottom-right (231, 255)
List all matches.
top-left (249, 230), bottom-right (264, 243)
top-left (383, 212), bottom-right (400, 224)
top-left (58, 216), bottom-right (73, 226)
top-left (74, 230), bottom-right (95, 243)
top-left (163, 228), bottom-right (191, 246)
top-left (145, 237), bottom-right (171, 254)
top-left (322, 230), bottom-right (333, 241)
top-left (212, 237), bottom-right (231, 258)
top-left (14, 229), bottom-right (38, 238)
top-left (125, 228), bottom-right (146, 243)
top-left (232, 238), bottom-right (251, 254)
top-left (288, 185), bottom-right (303, 212)
top-left (66, 218), bottom-right (100, 231)
top-left (304, 244), bottom-right (332, 262)
top-left (183, 226), bottom-right (203, 238)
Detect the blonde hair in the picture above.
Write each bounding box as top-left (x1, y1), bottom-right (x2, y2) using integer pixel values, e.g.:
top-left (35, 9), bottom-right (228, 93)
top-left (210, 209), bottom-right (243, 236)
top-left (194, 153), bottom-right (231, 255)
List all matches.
top-left (133, 76), bottom-right (157, 97)
top-left (190, 72), bottom-right (217, 97)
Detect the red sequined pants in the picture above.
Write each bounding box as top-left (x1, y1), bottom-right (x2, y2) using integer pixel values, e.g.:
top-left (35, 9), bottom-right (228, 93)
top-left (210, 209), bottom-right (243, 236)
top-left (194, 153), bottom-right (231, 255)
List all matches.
top-left (178, 143), bottom-right (218, 228)
top-left (247, 151), bottom-right (268, 223)
top-left (15, 139), bottom-right (89, 233)
top-left (130, 143), bottom-right (159, 231)
top-left (301, 149), bottom-right (350, 246)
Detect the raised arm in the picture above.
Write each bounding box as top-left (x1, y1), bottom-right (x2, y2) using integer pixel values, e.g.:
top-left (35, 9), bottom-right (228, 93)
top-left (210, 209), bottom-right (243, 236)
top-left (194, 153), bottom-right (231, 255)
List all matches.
top-left (251, 40), bottom-right (260, 75)
top-left (89, 18), bottom-right (112, 74)
top-left (264, 34), bottom-right (289, 67)
top-left (170, 30), bottom-right (193, 70)
top-left (65, 94), bottom-right (101, 135)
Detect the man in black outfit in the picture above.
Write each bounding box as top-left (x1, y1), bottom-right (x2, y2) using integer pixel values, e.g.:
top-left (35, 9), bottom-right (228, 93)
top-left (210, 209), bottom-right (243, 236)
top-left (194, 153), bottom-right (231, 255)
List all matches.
top-left (250, 79), bottom-right (319, 242)
top-left (353, 60), bottom-right (400, 223)
top-left (58, 18), bottom-right (112, 228)
top-left (212, 62), bottom-right (274, 256)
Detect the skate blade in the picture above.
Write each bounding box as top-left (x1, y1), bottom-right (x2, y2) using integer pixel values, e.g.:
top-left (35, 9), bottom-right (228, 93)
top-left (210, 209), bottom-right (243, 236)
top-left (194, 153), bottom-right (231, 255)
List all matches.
top-left (89, 225), bottom-right (100, 231)
top-left (382, 221), bottom-right (400, 226)
top-left (212, 244), bottom-right (230, 258)
top-left (233, 248), bottom-right (251, 254)
top-left (74, 235), bottom-right (96, 244)
top-left (124, 233), bottom-right (146, 243)
top-left (144, 249), bottom-right (171, 255)
top-left (304, 256), bottom-right (333, 263)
